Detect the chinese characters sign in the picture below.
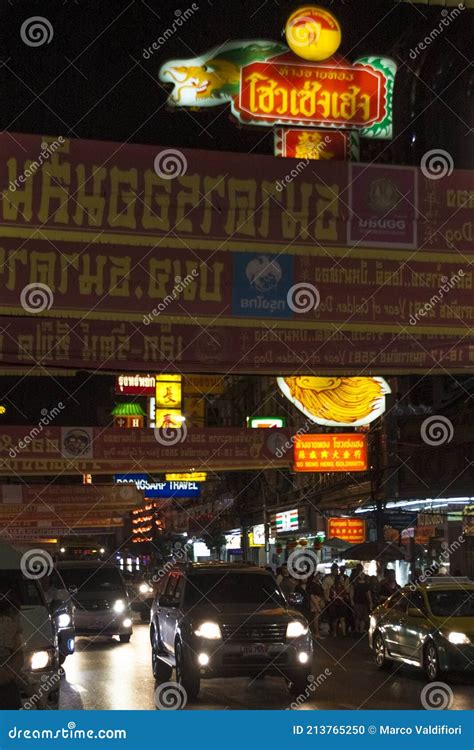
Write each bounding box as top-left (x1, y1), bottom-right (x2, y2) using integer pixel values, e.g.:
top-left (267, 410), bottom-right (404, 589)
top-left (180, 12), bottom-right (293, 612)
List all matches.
top-left (274, 128), bottom-right (356, 161)
top-left (294, 434), bottom-right (368, 472)
top-left (327, 517), bottom-right (366, 543)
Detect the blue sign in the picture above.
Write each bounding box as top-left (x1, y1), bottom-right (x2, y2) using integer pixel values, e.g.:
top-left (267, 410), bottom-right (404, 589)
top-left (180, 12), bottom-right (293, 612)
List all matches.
top-left (114, 474), bottom-right (200, 498)
top-left (232, 252), bottom-right (294, 318)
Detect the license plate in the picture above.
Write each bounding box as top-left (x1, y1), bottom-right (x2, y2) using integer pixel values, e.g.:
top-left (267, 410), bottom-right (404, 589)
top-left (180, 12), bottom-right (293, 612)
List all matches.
top-left (242, 643), bottom-right (269, 657)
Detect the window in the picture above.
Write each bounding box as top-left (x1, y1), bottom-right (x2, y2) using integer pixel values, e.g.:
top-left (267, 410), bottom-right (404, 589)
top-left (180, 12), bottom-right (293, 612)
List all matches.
top-left (0, 572), bottom-right (43, 606)
top-left (427, 589), bottom-right (474, 617)
top-left (59, 567), bottom-right (124, 593)
top-left (183, 572), bottom-right (286, 609)
top-left (406, 591), bottom-right (425, 612)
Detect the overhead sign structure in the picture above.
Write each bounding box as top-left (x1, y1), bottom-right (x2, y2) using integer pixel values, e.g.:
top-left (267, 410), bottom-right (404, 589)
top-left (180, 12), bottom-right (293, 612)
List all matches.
top-left (294, 434), bottom-right (368, 472)
top-left (277, 376), bottom-right (391, 427)
top-left (247, 416), bottom-right (286, 428)
top-left (115, 474), bottom-right (201, 499)
top-left (327, 517), bottom-right (366, 544)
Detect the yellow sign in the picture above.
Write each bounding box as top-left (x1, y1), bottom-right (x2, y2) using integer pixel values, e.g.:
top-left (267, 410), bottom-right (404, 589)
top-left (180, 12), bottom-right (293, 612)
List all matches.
top-left (0, 406), bottom-right (6, 415)
top-left (154, 409), bottom-right (185, 429)
top-left (277, 376), bottom-right (391, 427)
top-left (166, 473), bottom-right (207, 482)
top-left (155, 379), bottom-right (182, 409)
top-left (285, 6), bottom-right (341, 61)
top-left (184, 375), bottom-right (224, 395)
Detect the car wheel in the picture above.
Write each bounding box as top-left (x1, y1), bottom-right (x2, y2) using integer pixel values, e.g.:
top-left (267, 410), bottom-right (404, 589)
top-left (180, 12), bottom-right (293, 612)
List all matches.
top-left (424, 642), bottom-right (440, 681)
top-left (373, 632), bottom-right (391, 670)
top-left (175, 642), bottom-right (200, 699)
top-left (119, 634), bottom-right (131, 643)
top-left (286, 671), bottom-right (311, 696)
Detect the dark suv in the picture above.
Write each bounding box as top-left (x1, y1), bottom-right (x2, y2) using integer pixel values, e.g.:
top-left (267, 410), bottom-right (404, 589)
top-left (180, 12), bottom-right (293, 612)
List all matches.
top-left (149, 562), bottom-right (313, 699)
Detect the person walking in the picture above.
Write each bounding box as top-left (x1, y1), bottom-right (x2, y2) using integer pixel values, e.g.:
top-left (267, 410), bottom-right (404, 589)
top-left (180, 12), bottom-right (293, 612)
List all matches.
top-left (308, 576), bottom-right (325, 640)
top-left (350, 566), bottom-right (373, 634)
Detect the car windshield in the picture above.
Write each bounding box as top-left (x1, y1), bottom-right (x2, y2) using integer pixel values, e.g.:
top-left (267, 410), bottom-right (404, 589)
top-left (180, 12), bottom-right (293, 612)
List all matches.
top-left (59, 567), bottom-right (124, 592)
top-left (184, 572), bottom-right (285, 608)
top-left (427, 589), bottom-right (474, 617)
top-left (0, 571), bottom-right (44, 606)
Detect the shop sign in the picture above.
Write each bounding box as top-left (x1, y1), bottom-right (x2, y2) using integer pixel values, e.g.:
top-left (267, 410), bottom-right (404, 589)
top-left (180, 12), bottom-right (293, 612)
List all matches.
top-left (115, 373), bottom-right (155, 395)
top-left (294, 433), bottom-right (368, 472)
top-left (274, 509), bottom-right (299, 533)
top-left (327, 517), bottom-right (365, 543)
top-left (249, 523), bottom-right (265, 547)
top-left (274, 127), bottom-right (357, 161)
top-left (278, 376), bottom-right (390, 427)
top-left (166, 473), bottom-right (207, 482)
top-left (155, 375), bottom-right (182, 408)
top-left (225, 532), bottom-right (242, 550)
top-left (247, 416), bottom-right (285, 428)
top-left (184, 376), bottom-right (225, 394)
top-left (115, 474), bottom-right (201, 498)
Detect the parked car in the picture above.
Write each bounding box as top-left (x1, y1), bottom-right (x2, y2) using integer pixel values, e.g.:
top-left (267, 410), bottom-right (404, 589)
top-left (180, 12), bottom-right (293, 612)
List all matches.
top-left (369, 577), bottom-right (474, 680)
top-left (41, 567), bottom-right (76, 664)
top-left (57, 561), bottom-right (132, 642)
top-left (0, 541), bottom-right (62, 709)
top-left (150, 562), bottom-right (313, 699)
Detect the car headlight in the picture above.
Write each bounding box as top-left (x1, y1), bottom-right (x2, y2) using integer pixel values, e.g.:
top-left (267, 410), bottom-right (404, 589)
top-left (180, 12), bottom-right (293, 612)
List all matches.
top-left (31, 650), bottom-right (51, 670)
top-left (57, 613), bottom-right (71, 628)
top-left (139, 583), bottom-right (152, 594)
top-left (447, 631), bottom-right (471, 645)
top-left (286, 620), bottom-right (309, 638)
top-left (113, 599), bottom-right (126, 613)
top-left (194, 622), bottom-right (222, 639)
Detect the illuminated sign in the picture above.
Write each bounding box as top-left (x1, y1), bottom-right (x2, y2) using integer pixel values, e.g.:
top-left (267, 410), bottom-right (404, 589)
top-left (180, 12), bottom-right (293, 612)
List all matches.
top-left (277, 376), bottom-right (390, 427)
top-left (155, 409), bottom-right (185, 429)
top-left (115, 474), bottom-right (200, 498)
top-left (247, 416), bottom-right (285, 428)
top-left (166, 473), bottom-right (207, 482)
top-left (327, 517), bottom-right (366, 543)
top-left (115, 374), bottom-right (155, 395)
top-left (159, 40), bottom-right (396, 140)
top-left (0, 406), bottom-right (6, 415)
top-left (274, 509), bottom-right (299, 533)
top-left (233, 57), bottom-right (395, 138)
top-left (184, 375), bottom-right (225, 394)
top-left (285, 6), bottom-right (341, 61)
top-left (225, 532), bottom-right (242, 550)
top-left (249, 523), bottom-right (265, 547)
top-left (156, 375), bottom-right (182, 409)
top-left (294, 434), bottom-right (368, 472)
top-left (274, 127), bottom-right (357, 161)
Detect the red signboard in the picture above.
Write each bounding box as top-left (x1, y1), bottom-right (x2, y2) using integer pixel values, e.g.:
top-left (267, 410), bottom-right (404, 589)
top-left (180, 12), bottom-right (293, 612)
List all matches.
top-left (275, 128), bottom-right (352, 161)
top-left (115, 374), bottom-right (156, 395)
top-left (294, 434), bottom-right (368, 472)
top-left (235, 60), bottom-right (386, 128)
top-left (327, 517), bottom-right (366, 543)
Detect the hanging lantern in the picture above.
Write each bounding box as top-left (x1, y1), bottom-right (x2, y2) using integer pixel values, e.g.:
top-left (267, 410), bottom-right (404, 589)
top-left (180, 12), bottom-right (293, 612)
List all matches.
top-left (298, 538), bottom-right (308, 547)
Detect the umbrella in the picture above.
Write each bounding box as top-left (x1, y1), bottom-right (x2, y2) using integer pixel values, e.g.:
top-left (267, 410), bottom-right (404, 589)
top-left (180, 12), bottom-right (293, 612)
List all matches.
top-left (343, 541), bottom-right (407, 562)
top-left (324, 537), bottom-right (352, 551)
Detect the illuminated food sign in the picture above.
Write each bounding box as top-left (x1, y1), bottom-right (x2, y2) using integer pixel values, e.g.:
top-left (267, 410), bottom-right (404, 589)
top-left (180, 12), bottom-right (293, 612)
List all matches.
top-left (294, 434), bottom-right (368, 472)
top-left (327, 517), bottom-right (366, 543)
top-left (277, 376), bottom-right (390, 427)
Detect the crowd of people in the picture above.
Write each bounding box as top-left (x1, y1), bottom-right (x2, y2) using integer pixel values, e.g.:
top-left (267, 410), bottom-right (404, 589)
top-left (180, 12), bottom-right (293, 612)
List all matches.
top-left (275, 562), bottom-right (400, 639)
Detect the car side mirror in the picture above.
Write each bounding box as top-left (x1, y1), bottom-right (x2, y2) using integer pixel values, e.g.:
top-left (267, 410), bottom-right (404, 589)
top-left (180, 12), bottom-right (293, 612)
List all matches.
top-left (288, 592), bottom-right (304, 607)
top-left (407, 607), bottom-right (424, 618)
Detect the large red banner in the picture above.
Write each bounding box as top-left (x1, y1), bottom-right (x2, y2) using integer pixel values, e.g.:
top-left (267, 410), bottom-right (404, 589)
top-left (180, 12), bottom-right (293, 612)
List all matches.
top-left (0, 132), bottom-right (472, 374)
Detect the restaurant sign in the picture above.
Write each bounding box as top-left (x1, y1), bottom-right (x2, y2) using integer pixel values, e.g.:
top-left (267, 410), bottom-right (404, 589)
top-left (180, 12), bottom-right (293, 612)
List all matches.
top-left (327, 517), bottom-right (365, 543)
